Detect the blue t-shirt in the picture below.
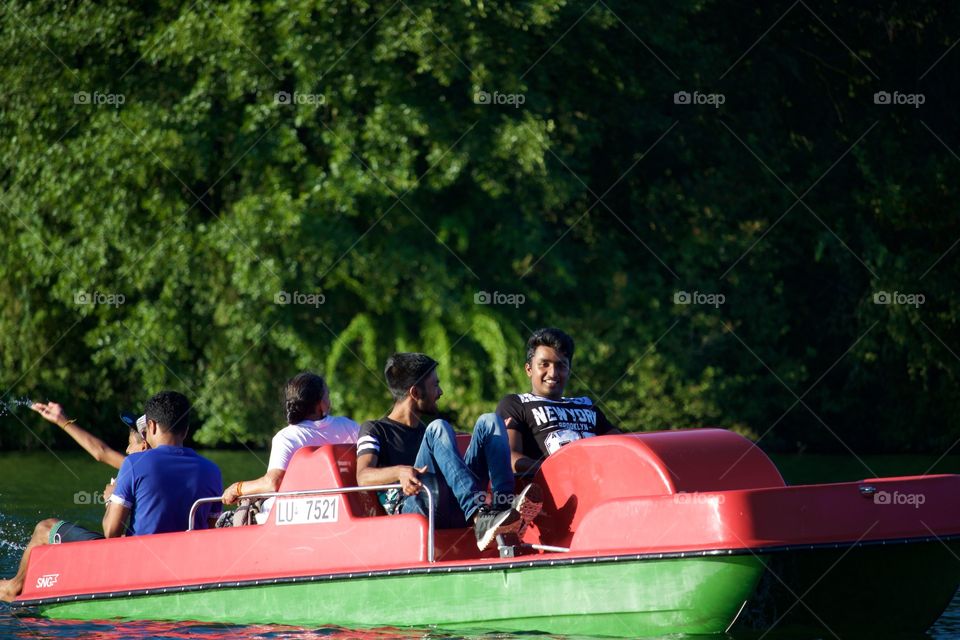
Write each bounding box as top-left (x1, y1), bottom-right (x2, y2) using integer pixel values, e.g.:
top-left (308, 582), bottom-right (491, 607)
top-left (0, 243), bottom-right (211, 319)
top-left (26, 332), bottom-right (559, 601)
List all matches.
top-left (111, 445), bottom-right (222, 535)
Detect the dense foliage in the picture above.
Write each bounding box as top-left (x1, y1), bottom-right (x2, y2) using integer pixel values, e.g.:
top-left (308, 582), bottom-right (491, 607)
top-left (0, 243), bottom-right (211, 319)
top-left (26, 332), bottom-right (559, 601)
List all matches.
top-left (1, 1), bottom-right (958, 456)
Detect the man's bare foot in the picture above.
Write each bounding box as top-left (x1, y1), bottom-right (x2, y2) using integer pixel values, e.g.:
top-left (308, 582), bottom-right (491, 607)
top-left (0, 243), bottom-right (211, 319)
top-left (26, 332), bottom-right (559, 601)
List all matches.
top-left (0, 578), bottom-right (21, 603)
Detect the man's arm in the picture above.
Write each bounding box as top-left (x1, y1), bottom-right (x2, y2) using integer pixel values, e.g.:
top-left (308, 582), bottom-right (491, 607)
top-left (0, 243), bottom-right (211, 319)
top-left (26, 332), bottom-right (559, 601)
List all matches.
top-left (595, 406), bottom-right (621, 434)
top-left (507, 427), bottom-right (539, 474)
top-left (356, 453), bottom-right (425, 496)
top-left (222, 469), bottom-right (285, 505)
top-left (102, 501), bottom-right (130, 538)
top-left (32, 402), bottom-right (125, 469)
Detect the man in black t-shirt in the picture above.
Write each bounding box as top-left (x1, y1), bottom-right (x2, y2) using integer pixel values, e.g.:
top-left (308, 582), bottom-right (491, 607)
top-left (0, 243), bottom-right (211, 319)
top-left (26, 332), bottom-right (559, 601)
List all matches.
top-left (497, 328), bottom-right (620, 473)
top-left (356, 353), bottom-right (542, 550)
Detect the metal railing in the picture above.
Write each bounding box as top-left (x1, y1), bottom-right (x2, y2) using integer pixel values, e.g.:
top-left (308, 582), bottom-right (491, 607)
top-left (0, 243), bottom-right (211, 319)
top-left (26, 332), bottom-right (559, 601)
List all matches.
top-left (188, 483), bottom-right (436, 562)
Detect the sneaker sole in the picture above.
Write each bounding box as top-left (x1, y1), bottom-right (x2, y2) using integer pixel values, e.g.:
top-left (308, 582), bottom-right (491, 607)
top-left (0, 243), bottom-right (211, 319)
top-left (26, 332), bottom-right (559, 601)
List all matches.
top-left (513, 484), bottom-right (543, 536)
top-left (476, 510), bottom-right (522, 551)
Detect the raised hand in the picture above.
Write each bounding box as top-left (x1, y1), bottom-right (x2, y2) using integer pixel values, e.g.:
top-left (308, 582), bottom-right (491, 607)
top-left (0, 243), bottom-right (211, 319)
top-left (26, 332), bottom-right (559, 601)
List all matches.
top-left (31, 401), bottom-right (70, 428)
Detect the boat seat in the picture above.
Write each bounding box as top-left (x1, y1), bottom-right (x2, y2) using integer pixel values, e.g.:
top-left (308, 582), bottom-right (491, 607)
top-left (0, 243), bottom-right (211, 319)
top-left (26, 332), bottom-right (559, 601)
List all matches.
top-left (330, 434), bottom-right (472, 518)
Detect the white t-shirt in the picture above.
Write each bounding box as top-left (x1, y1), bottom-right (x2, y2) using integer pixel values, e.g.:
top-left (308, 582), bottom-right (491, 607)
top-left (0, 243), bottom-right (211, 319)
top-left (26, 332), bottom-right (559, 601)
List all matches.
top-left (259, 416), bottom-right (359, 521)
top-left (267, 416), bottom-right (360, 470)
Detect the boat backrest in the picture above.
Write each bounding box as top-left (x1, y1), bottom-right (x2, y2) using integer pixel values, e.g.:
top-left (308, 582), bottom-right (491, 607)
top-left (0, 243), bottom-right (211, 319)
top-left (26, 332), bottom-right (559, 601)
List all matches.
top-left (278, 433), bottom-right (473, 519)
top-left (534, 429), bottom-right (784, 547)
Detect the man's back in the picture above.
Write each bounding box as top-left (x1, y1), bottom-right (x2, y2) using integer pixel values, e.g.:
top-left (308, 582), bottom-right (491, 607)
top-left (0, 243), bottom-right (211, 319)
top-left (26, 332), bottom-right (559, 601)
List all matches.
top-left (111, 445), bottom-right (222, 535)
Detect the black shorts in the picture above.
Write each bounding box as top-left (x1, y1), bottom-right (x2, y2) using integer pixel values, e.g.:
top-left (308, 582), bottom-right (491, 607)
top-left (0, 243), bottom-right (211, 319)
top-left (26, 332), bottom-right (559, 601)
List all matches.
top-left (48, 520), bottom-right (105, 544)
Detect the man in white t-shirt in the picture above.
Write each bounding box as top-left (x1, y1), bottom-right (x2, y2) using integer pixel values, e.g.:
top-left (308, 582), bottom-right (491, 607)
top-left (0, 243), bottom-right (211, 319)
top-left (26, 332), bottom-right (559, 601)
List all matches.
top-left (221, 373), bottom-right (359, 518)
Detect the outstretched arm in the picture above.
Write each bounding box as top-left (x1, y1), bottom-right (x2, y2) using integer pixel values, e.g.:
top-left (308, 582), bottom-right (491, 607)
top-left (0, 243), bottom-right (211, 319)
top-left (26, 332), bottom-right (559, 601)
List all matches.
top-left (32, 402), bottom-right (125, 470)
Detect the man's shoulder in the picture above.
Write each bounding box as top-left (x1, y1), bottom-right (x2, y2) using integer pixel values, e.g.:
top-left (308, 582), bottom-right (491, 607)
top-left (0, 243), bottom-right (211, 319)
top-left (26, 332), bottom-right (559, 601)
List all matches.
top-left (183, 447), bottom-right (220, 467)
top-left (324, 415), bottom-right (360, 431)
top-left (359, 417), bottom-right (396, 433)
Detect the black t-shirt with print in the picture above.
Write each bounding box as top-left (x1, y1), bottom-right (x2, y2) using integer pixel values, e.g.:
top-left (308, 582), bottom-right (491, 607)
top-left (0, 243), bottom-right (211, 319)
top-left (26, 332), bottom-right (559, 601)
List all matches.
top-left (356, 417), bottom-right (426, 468)
top-left (356, 417), bottom-right (427, 515)
top-left (496, 393), bottom-right (616, 460)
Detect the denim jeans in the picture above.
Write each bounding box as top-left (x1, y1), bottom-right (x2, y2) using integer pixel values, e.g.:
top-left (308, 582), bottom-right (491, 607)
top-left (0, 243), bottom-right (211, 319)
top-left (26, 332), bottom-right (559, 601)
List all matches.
top-left (400, 413), bottom-right (515, 528)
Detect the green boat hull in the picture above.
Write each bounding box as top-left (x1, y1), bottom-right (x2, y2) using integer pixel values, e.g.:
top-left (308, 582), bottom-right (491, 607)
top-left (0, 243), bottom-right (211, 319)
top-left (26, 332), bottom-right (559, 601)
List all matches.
top-left (34, 554), bottom-right (764, 637)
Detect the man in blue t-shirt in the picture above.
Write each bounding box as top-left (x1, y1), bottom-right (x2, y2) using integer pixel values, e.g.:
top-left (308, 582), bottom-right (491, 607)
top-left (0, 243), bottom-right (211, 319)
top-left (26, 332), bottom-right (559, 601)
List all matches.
top-left (0, 391), bottom-right (221, 602)
top-left (104, 391), bottom-right (222, 536)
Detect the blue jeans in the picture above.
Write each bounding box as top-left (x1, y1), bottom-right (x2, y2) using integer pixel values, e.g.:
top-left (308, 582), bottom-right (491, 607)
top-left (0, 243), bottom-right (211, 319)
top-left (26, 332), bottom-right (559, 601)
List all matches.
top-left (400, 413), bottom-right (515, 528)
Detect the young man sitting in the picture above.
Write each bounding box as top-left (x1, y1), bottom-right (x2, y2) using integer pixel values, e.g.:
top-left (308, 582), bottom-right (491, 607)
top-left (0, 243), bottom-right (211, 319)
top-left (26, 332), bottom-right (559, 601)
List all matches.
top-left (221, 371), bottom-right (358, 523)
top-left (498, 328), bottom-right (620, 474)
top-left (356, 353), bottom-right (541, 550)
top-left (0, 391), bottom-right (222, 602)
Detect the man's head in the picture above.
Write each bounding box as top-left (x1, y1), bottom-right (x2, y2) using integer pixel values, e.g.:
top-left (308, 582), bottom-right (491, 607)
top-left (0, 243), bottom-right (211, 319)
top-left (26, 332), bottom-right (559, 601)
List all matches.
top-left (384, 353), bottom-right (442, 415)
top-left (143, 391), bottom-right (191, 446)
top-left (120, 412), bottom-right (149, 454)
top-left (284, 372), bottom-right (330, 424)
top-left (525, 327), bottom-right (575, 400)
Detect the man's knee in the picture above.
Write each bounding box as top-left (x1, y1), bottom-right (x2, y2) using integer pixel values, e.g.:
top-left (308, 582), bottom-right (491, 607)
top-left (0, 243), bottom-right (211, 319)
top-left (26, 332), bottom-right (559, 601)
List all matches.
top-left (33, 518), bottom-right (58, 538)
top-left (473, 413), bottom-right (506, 436)
top-left (425, 419), bottom-right (455, 440)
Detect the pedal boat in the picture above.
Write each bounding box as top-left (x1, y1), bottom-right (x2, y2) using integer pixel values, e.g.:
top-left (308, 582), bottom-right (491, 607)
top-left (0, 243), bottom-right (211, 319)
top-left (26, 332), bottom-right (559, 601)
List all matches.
top-left (12, 429), bottom-right (960, 637)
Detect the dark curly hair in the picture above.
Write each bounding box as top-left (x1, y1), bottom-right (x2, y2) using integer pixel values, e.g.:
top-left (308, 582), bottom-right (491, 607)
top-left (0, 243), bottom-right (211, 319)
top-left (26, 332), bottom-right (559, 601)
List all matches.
top-left (144, 391), bottom-right (191, 437)
top-left (284, 372), bottom-right (328, 424)
top-left (384, 353), bottom-right (438, 401)
top-left (525, 327), bottom-right (575, 365)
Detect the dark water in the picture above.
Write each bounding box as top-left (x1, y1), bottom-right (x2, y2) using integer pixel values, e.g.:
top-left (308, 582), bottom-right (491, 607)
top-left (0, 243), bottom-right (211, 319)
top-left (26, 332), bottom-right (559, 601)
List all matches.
top-left (2, 449), bottom-right (960, 639)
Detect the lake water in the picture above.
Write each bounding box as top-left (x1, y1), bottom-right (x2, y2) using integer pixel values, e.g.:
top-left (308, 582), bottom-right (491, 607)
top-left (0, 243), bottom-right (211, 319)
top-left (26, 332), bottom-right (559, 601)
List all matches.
top-left (2, 449), bottom-right (960, 639)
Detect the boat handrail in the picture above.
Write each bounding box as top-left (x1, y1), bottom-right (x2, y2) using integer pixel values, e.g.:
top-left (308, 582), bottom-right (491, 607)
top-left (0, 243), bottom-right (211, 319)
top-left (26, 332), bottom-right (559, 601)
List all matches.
top-left (187, 483), bottom-right (436, 562)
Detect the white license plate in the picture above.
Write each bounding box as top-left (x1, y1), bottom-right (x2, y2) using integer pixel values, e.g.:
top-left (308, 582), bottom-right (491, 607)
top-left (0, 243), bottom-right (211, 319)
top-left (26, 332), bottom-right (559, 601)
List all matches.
top-left (274, 496), bottom-right (339, 525)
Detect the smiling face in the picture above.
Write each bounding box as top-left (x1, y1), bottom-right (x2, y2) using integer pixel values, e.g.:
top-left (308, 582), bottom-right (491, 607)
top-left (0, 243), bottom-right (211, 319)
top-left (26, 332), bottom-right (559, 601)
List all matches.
top-left (413, 368), bottom-right (443, 415)
top-left (526, 345), bottom-right (570, 400)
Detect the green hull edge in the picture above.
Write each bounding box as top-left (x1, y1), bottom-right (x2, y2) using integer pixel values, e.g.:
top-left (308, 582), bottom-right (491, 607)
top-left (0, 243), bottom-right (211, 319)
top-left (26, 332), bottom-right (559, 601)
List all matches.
top-left (36, 555), bottom-right (765, 637)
